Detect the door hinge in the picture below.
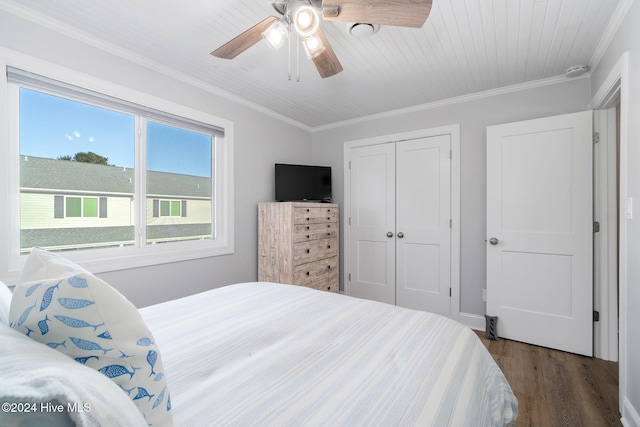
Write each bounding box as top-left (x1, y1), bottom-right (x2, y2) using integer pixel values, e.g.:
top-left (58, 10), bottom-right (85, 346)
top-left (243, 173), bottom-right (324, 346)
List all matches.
top-left (593, 310), bottom-right (600, 322)
top-left (449, 288), bottom-right (452, 297)
top-left (348, 217), bottom-right (351, 226)
top-left (348, 273), bottom-right (351, 281)
top-left (593, 221), bottom-right (600, 233)
top-left (449, 218), bottom-right (452, 228)
top-left (593, 132), bottom-right (600, 144)
top-left (348, 160), bottom-right (351, 169)
top-left (449, 150), bottom-right (452, 159)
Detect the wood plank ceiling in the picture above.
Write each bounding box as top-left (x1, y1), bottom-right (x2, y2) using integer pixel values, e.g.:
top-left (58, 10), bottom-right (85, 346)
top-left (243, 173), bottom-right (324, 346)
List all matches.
top-left (0, 0), bottom-right (623, 128)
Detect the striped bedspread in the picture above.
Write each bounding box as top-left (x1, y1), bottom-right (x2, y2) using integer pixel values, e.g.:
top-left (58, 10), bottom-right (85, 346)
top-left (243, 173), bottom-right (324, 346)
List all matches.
top-left (140, 282), bottom-right (517, 426)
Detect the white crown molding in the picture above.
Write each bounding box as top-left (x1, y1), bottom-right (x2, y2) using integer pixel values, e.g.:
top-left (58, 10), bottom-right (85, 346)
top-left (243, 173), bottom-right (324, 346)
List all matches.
top-left (588, 0), bottom-right (635, 72)
top-left (311, 74), bottom-right (588, 132)
top-left (0, 0), bottom-right (314, 133)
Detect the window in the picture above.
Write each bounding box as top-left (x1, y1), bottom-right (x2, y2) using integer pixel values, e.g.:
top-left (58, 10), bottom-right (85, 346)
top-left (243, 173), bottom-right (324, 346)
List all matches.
top-left (2, 63), bottom-right (234, 277)
top-left (64, 196), bottom-right (99, 218)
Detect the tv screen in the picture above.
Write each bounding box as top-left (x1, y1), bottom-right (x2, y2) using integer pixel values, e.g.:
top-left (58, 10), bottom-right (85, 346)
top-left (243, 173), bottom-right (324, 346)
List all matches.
top-left (275, 163), bottom-right (332, 202)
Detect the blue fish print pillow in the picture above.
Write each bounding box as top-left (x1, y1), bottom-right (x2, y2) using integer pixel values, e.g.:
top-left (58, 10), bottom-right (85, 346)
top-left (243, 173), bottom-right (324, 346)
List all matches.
top-left (9, 249), bottom-right (172, 426)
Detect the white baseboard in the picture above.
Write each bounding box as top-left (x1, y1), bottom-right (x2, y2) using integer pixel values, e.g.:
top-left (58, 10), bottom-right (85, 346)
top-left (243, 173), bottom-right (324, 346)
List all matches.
top-left (623, 397), bottom-right (640, 427)
top-left (460, 312), bottom-right (486, 332)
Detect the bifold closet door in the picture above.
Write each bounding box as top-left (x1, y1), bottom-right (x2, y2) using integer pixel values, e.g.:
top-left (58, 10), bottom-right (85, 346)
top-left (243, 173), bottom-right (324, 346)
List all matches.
top-left (348, 135), bottom-right (452, 317)
top-left (395, 135), bottom-right (451, 317)
top-left (348, 143), bottom-right (396, 305)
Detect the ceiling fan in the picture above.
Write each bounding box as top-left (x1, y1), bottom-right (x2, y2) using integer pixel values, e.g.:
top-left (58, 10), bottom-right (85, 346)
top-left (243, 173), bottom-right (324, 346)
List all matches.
top-left (211, 0), bottom-right (433, 79)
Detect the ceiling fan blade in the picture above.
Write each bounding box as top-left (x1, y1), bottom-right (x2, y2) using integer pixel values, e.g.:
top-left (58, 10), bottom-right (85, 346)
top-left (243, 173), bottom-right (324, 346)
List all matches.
top-left (311, 27), bottom-right (343, 78)
top-left (321, 0), bottom-right (432, 28)
top-left (211, 16), bottom-right (278, 59)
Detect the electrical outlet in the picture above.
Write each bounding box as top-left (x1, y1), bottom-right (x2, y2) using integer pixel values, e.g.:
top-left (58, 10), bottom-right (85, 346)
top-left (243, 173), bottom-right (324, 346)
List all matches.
top-left (482, 289), bottom-right (487, 302)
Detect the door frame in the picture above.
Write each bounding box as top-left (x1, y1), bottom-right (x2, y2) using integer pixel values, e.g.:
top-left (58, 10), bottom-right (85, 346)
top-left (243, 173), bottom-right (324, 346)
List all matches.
top-left (591, 52), bottom-right (627, 365)
top-left (591, 53), bottom-right (629, 420)
top-left (343, 124), bottom-right (461, 321)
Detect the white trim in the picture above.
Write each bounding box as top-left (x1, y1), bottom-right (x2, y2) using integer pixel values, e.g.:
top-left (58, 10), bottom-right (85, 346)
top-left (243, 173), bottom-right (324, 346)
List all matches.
top-left (459, 312), bottom-right (486, 332)
top-left (623, 397), bottom-right (640, 427)
top-left (592, 52), bottom-right (629, 418)
top-left (592, 108), bottom-right (619, 362)
top-left (342, 124), bottom-right (461, 321)
top-left (588, 0), bottom-right (635, 73)
top-left (0, 47), bottom-right (235, 283)
top-left (315, 75), bottom-right (583, 132)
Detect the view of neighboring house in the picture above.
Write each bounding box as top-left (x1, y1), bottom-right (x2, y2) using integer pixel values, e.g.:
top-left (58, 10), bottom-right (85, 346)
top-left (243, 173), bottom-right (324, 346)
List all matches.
top-left (19, 156), bottom-right (212, 253)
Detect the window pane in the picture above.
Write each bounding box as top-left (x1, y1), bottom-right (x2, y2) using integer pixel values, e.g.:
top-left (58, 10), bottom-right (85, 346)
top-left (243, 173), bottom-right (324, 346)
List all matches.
top-left (19, 87), bottom-right (135, 253)
top-left (160, 200), bottom-right (170, 217)
top-left (66, 197), bottom-right (81, 217)
top-left (170, 200), bottom-right (180, 217)
top-left (146, 121), bottom-right (213, 244)
top-left (83, 198), bottom-right (98, 217)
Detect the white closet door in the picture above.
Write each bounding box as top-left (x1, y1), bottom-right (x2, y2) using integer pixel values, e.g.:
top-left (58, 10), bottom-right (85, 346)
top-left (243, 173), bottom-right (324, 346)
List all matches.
top-left (395, 135), bottom-right (451, 316)
top-left (348, 143), bottom-right (396, 304)
top-left (487, 111), bottom-right (593, 356)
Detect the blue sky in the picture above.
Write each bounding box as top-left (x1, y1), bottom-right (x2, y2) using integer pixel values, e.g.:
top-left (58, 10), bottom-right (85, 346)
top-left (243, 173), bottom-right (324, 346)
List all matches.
top-left (19, 88), bottom-right (212, 177)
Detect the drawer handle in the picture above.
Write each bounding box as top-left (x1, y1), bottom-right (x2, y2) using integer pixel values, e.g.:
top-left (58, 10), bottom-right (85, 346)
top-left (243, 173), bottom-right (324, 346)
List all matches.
top-left (327, 245), bottom-right (331, 249)
top-left (306, 226), bottom-right (310, 230)
top-left (327, 265), bottom-right (331, 269)
top-left (327, 217), bottom-right (330, 220)
top-left (306, 272), bottom-right (310, 276)
top-left (306, 249), bottom-right (310, 253)
top-left (306, 209), bottom-right (310, 212)
top-left (306, 235), bottom-right (310, 239)
top-left (327, 232), bottom-right (331, 236)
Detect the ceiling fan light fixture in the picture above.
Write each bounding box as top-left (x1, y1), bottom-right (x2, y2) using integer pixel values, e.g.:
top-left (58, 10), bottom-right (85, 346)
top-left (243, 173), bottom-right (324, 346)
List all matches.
top-left (293, 5), bottom-right (320, 37)
top-left (302, 34), bottom-right (325, 58)
top-left (262, 19), bottom-right (289, 51)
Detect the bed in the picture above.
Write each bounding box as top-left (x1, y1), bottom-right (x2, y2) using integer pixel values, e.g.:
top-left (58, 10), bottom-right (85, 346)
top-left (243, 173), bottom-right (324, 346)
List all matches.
top-left (1, 249), bottom-right (517, 426)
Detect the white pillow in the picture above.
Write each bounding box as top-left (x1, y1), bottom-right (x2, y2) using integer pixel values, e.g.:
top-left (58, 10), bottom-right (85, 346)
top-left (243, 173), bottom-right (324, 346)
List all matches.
top-left (0, 280), bottom-right (12, 325)
top-left (0, 322), bottom-right (147, 427)
top-left (9, 248), bottom-right (172, 426)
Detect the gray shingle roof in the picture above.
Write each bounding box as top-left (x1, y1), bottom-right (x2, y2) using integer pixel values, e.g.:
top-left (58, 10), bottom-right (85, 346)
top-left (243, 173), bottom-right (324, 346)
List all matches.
top-left (20, 156), bottom-right (211, 198)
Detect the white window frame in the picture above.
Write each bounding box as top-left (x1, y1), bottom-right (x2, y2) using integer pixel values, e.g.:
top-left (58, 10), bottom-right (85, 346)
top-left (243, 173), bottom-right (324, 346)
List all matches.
top-left (0, 49), bottom-right (234, 282)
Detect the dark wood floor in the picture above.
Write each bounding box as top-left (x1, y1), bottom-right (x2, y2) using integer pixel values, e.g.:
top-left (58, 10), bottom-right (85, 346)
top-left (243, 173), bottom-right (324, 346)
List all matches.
top-left (474, 331), bottom-right (621, 427)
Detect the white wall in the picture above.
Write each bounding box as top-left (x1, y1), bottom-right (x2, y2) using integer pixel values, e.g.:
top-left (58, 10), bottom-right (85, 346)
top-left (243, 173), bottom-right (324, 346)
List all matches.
top-left (590, 1), bottom-right (640, 424)
top-left (311, 78), bottom-right (592, 316)
top-left (0, 10), bottom-right (313, 307)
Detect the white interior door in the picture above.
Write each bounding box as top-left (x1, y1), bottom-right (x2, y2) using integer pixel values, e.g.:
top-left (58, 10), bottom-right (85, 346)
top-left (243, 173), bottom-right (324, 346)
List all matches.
top-left (395, 136), bottom-right (451, 316)
top-left (348, 143), bottom-right (396, 304)
top-left (486, 111), bottom-right (593, 356)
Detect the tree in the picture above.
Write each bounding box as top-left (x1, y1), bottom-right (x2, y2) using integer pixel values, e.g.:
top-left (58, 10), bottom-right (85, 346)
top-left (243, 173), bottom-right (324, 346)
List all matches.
top-left (57, 152), bottom-right (110, 165)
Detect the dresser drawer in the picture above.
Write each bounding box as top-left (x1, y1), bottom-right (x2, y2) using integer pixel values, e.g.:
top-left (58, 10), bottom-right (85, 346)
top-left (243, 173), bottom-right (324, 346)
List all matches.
top-left (293, 256), bottom-right (338, 286)
top-left (293, 238), bottom-right (337, 264)
top-left (293, 207), bottom-right (338, 225)
top-left (293, 222), bottom-right (338, 243)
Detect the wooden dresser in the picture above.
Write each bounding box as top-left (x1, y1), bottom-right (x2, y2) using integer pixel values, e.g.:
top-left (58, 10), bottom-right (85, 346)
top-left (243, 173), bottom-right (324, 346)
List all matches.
top-left (258, 202), bottom-right (339, 293)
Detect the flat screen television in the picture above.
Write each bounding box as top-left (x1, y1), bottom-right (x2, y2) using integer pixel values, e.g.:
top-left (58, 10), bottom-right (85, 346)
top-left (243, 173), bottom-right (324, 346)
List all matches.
top-left (275, 163), bottom-right (332, 202)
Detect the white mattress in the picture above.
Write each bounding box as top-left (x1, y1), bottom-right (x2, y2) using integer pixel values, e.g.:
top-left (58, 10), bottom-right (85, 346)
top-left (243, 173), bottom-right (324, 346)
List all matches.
top-left (140, 282), bottom-right (517, 426)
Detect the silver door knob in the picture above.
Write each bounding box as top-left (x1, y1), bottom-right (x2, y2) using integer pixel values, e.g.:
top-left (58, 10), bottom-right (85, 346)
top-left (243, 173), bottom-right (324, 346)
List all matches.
top-left (386, 232), bottom-right (394, 238)
top-left (489, 237), bottom-right (499, 245)
top-left (397, 232), bottom-right (405, 238)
